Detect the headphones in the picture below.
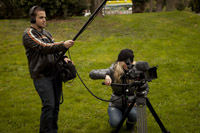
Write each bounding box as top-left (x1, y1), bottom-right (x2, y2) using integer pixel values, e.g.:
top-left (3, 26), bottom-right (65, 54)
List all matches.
top-left (29, 5), bottom-right (38, 24)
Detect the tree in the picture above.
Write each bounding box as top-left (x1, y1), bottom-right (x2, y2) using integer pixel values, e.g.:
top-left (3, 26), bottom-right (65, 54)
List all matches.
top-left (0, 0), bottom-right (25, 19)
top-left (157, 0), bottom-right (163, 12)
top-left (90, 0), bottom-right (103, 16)
top-left (0, 0), bottom-right (88, 19)
top-left (166, 0), bottom-right (176, 11)
top-left (189, 0), bottom-right (200, 13)
top-left (132, 0), bottom-right (149, 13)
top-left (149, 0), bottom-right (153, 12)
top-left (61, 0), bottom-right (88, 17)
top-left (175, 0), bottom-right (186, 11)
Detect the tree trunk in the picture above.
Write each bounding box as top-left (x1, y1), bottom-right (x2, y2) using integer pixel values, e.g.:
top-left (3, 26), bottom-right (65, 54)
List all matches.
top-left (166, 0), bottom-right (176, 11)
top-left (132, 1), bottom-right (146, 13)
top-left (150, 0), bottom-right (153, 12)
top-left (90, 0), bottom-right (103, 16)
top-left (193, 0), bottom-right (200, 13)
top-left (157, 0), bottom-right (162, 12)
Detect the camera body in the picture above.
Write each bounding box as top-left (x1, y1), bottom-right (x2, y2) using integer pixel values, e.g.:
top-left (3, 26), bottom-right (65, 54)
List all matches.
top-left (125, 60), bottom-right (158, 82)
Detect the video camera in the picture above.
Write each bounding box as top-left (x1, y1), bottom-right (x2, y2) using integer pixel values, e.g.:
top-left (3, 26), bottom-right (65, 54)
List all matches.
top-left (125, 59), bottom-right (158, 82)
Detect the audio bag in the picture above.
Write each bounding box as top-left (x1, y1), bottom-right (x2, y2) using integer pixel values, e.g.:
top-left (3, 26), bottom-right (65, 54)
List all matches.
top-left (56, 59), bottom-right (76, 82)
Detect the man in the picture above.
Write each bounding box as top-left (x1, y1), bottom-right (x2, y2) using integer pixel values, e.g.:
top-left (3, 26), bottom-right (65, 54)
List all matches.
top-left (22, 5), bottom-right (74, 133)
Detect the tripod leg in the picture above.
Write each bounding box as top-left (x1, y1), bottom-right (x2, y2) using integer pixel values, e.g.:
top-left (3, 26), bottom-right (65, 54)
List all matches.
top-left (137, 104), bottom-right (148, 133)
top-left (136, 97), bottom-right (148, 133)
top-left (114, 98), bottom-right (137, 133)
top-left (146, 98), bottom-right (170, 133)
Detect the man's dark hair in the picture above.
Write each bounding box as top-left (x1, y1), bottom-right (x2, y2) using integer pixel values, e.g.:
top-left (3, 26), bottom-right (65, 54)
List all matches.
top-left (29, 5), bottom-right (45, 23)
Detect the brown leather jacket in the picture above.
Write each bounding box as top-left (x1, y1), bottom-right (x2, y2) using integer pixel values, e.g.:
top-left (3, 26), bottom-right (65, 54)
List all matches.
top-left (22, 27), bottom-right (67, 79)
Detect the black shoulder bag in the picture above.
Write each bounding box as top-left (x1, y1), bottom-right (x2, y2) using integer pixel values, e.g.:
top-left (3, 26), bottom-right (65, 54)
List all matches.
top-left (56, 59), bottom-right (76, 83)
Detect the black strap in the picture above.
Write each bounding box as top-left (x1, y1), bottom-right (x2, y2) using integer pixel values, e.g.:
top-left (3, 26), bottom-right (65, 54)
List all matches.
top-left (59, 88), bottom-right (64, 104)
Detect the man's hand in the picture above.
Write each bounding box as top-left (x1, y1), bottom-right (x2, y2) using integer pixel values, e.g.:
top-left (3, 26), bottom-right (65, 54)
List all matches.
top-left (105, 75), bottom-right (112, 86)
top-left (64, 58), bottom-right (74, 65)
top-left (64, 40), bottom-right (74, 48)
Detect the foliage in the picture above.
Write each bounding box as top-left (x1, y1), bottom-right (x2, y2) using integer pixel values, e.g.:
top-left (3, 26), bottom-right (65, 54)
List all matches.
top-left (0, 11), bottom-right (200, 132)
top-left (63, 0), bottom-right (88, 17)
top-left (176, 0), bottom-right (186, 11)
top-left (132, 0), bottom-right (149, 2)
top-left (189, 0), bottom-right (200, 13)
top-left (131, 0), bottom-right (148, 13)
top-left (0, 0), bottom-right (88, 19)
top-left (0, 0), bottom-right (25, 19)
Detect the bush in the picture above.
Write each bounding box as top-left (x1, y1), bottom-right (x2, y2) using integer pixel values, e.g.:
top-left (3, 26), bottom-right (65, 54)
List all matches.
top-left (62, 0), bottom-right (88, 17)
top-left (0, 0), bottom-right (25, 19)
top-left (0, 0), bottom-right (88, 19)
top-left (189, 0), bottom-right (200, 13)
top-left (176, 1), bottom-right (185, 11)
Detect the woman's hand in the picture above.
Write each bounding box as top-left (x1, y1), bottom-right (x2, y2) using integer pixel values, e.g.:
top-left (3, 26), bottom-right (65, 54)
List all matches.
top-left (105, 75), bottom-right (112, 86)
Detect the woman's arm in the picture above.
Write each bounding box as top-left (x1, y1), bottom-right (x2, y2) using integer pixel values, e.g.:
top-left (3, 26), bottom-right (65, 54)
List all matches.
top-left (89, 68), bottom-right (111, 79)
top-left (89, 64), bottom-right (114, 80)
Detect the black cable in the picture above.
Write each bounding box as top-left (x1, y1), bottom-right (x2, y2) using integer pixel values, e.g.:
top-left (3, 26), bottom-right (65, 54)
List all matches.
top-left (67, 50), bottom-right (123, 102)
top-left (61, 0), bottom-right (125, 102)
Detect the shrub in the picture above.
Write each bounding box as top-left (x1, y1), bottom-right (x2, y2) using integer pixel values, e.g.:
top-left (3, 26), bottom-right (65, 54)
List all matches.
top-left (176, 1), bottom-right (185, 11)
top-left (0, 0), bottom-right (88, 19)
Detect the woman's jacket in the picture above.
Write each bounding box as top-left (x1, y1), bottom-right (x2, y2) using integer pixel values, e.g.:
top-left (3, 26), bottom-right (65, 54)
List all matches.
top-left (89, 64), bottom-right (149, 110)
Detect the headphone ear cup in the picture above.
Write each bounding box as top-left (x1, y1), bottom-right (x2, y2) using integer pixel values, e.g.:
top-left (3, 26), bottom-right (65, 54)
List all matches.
top-left (30, 16), bottom-right (36, 24)
top-left (29, 5), bottom-right (38, 24)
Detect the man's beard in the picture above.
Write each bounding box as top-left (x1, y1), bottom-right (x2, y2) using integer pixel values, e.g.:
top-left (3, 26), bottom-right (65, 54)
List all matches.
top-left (37, 23), bottom-right (46, 29)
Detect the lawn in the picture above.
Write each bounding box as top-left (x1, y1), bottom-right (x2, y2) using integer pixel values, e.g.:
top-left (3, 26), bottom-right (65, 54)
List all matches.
top-left (0, 11), bottom-right (200, 133)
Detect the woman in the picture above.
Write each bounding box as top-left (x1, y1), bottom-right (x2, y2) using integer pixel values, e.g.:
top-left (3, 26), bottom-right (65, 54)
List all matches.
top-left (89, 49), bottom-right (148, 130)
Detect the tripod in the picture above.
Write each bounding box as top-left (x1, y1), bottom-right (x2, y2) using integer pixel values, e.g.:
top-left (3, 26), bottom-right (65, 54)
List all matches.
top-left (110, 82), bottom-right (170, 133)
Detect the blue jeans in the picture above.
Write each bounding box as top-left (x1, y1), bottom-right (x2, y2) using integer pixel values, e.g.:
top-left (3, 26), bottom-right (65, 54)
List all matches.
top-left (108, 106), bottom-right (137, 128)
top-left (34, 76), bottom-right (62, 133)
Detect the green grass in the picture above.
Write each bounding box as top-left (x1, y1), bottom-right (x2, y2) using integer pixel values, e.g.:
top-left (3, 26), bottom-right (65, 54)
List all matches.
top-left (0, 11), bottom-right (200, 132)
